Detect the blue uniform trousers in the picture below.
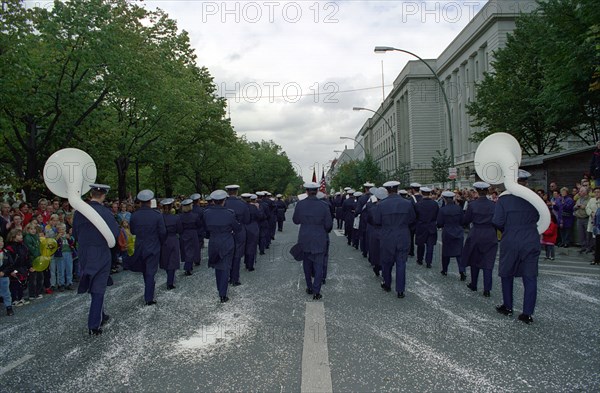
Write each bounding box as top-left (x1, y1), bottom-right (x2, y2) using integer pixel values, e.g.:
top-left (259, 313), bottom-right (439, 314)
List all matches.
top-left (442, 256), bottom-right (464, 273)
top-left (471, 267), bottom-right (492, 291)
top-left (360, 229), bottom-right (369, 257)
top-left (88, 292), bottom-right (105, 329)
top-left (501, 276), bottom-right (537, 315)
top-left (277, 219), bottom-right (284, 232)
top-left (245, 253), bottom-right (256, 270)
top-left (230, 257), bottom-right (242, 283)
top-left (381, 259), bottom-right (407, 293)
top-left (166, 269), bottom-right (175, 287)
top-left (143, 273), bottom-right (155, 302)
top-left (417, 240), bottom-right (435, 265)
top-left (183, 260), bottom-right (194, 273)
top-left (215, 268), bottom-right (229, 297)
top-left (303, 252), bottom-right (324, 294)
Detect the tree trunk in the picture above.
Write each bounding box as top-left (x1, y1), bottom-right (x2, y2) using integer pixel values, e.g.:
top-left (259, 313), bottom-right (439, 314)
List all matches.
top-left (115, 156), bottom-right (129, 201)
top-left (163, 163), bottom-right (173, 197)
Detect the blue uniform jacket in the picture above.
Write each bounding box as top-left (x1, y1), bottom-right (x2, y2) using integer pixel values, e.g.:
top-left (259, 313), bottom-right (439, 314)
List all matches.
top-left (275, 200), bottom-right (287, 221)
top-left (461, 197), bottom-right (498, 270)
top-left (73, 201), bottom-right (120, 294)
top-left (493, 194), bottom-right (540, 277)
top-left (293, 196), bottom-right (333, 254)
top-left (342, 197), bottom-right (356, 224)
top-left (333, 195), bottom-right (344, 220)
top-left (192, 204), bottom-right (205, 248)
top-left (203, 206), bottom-right (241, 270)
top-left (129, 206), bottom-right (167, 275)
top-left (160, 213), bottom-right (182, 271)
top-left (370, 194), bottom-right (416, 262)
top-left (415, 199), bottom-right (439, 244)
top-left (436, 203), bottom-right (464, 257)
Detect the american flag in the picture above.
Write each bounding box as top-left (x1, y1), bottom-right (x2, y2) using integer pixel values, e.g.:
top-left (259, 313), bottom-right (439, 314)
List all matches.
top-left (319, 170), bottom-right (326, 193)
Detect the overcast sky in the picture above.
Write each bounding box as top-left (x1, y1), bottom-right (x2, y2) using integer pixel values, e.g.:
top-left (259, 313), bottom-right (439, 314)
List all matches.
top-left (149, 1), bottom-right (488, 182)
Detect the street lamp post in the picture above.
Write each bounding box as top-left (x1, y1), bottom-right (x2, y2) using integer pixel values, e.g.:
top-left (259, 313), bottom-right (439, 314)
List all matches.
top-left (353, 106), bottom-right (397, 173)
top-left (340, 136), bottom-right (367, 159)
top-left (374, 46), bottom-right (455, 188)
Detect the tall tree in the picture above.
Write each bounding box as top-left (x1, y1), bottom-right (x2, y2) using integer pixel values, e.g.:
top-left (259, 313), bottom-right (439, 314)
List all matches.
top-left (468, 0), bottom-right (599, 153)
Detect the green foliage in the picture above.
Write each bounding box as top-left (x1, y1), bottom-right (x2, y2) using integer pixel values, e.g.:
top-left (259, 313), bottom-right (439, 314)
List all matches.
top-left (388, 161), bottom-right (412, 188)
top-left (467, 0), bottom-right (600, 153)
top-left (331, 155), bottom-right (385, 191)
top-left (431, 149), bottom-right (452, 185)
top-left (0, 0), bottom-right (296, 200)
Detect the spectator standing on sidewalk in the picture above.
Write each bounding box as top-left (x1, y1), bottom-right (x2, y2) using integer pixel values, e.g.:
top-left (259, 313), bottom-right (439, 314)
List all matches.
top-left (574, 187), bottom-right (591, 253)
top-left (586, 187), bottom-right (600, 254)
top-left (554, 187), bottom-right (575, 247)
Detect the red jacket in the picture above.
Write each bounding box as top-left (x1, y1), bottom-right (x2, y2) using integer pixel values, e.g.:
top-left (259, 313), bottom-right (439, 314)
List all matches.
top-left (542, 221), bottom-right (558, 244)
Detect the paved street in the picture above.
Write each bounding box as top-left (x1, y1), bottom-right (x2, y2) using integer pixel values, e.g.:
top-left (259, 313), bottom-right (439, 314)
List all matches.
top-left (1, 207), bottom-right (599, 392)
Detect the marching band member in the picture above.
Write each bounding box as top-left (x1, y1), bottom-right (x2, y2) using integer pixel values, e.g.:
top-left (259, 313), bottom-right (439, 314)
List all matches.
top-left (437, 191), bottom-right (466, 280)
top-left (462, 182), bottom-right (498, 297)
top-left (293, 182), bottom-right (333, 300)
top-left (493, 170), bottom-right (541, 323)
top-left (129, 189), bottom-right (166, 306)
top-left (371, 181), bottom-right (415, 298)
top-left (415, 187), bottom-right (439, 268)
top-left (224, 185), bottom-right (250, 286)
top-left (179, 199), bottom-right (202, 276)
top-left (203, 190), bottom-right (241, 303)
top-left (72, 184), bottom-right (119, 335)
top-left (159, 198), bottom-right (182, 290)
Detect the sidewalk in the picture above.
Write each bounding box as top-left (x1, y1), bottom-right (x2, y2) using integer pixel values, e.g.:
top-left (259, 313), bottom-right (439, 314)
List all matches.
top-left (540, 245), bottom-right (600, 277)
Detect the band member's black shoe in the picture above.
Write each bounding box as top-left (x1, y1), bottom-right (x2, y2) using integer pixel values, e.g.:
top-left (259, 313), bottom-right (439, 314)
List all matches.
top-left (440, 271), bottom-right (447, 276)
top-left (145, 301), bottom-right (157, 306)
top-left (483, 290), bottom-right (490, 297)
top-left (466, 283), bottom-right (477, 292)
top-left (397, 292), bottom-right (405, 299)
top-left (313, 293), bottom-right (322, 300)
top-left (460, 272), bottom-right (467, 281)
top-left (306, 288), bottom-right (314, 295)
top-left (518, 313), bottom-right (533, 324)
top-left (220, 296), bottom-right (229, 303)
top-left (495, 304), bottom-right (513, 316)
top-left (373, 267), bottom-right (380, 277)
top-left (89, 328), bottom-right (103, 335)
top-left (381, 283), bottom-right (391, 292)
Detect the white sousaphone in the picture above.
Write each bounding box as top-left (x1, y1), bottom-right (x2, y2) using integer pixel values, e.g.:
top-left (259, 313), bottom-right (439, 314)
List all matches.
top-left (43, 148), bottom-right (116, 248)
top-left (474, 132), bottom-right (550, 234)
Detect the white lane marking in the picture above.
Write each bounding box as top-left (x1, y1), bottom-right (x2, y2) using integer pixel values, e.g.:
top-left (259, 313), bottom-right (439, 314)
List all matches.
top-left (0, 354), bottom-right (34, 376)
top-left (301, 302), bottom-right (333, 393)
top-left (333, 229), bottom-right (345, 237)
top-left (539, 264), bottom-right (600, 271)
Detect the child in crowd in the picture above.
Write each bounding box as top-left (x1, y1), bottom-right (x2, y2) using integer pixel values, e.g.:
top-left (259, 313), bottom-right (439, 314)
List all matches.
top-left (541, 213), bottom-right (558, 260)
top-left (45, 214), bottom-right (59, 289)
top-left (114, 220), bottom-right (131, 272)
top-left (5, 229), bottom-right (30, 306)
top-left (55, 223), bottom-right (75, 290)
top-left (24, 222), bottom-right (43, 299)
top-left (0, 236), bottom-right (15, 316)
